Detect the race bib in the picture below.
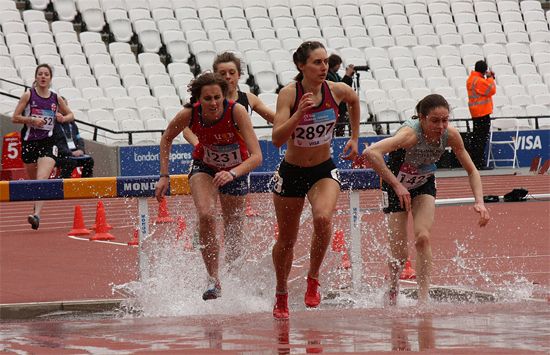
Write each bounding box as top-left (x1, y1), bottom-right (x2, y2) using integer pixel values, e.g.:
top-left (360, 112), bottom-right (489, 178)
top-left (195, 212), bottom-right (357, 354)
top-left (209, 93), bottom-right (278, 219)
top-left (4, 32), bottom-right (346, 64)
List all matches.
top-left (203, 143), bottom-right (242, 169)
top-left (293, 108), bottom-right (336, 147)
top-left (31, 108), bottom-right (55, 131)
top-left (396, 170), bottom-right (432, 189)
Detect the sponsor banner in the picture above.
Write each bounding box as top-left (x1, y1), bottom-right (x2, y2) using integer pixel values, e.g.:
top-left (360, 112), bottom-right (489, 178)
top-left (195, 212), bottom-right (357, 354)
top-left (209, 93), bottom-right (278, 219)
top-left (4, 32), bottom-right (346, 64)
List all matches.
top-left (490, 130), bottom-right (549, 167)
top-left (119, 131), bottom-right (548, 175)
top-left (249, 136), bottom-right (386, 171)
top-left (120, 137), bottom-right (386, 175)
top-left (119, 144), bottom-right (194, 176)
top-left (117, 175), bottom-right (160, 197)
top-left (119, 141), bottom-right (276, 175)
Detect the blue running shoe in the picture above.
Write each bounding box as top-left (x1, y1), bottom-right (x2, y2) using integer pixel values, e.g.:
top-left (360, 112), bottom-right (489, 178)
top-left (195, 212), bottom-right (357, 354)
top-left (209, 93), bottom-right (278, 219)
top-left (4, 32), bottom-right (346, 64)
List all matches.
top-left (202, 277), bottom-right (221, 301)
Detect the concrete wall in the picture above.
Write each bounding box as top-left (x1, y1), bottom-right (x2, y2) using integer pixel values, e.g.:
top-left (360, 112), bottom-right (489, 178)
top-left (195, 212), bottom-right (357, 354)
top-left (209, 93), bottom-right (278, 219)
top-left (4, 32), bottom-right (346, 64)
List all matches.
top-left (1, 114), bottom-right (19, 143)
top-left (85, 140), bottom-right (119, 177)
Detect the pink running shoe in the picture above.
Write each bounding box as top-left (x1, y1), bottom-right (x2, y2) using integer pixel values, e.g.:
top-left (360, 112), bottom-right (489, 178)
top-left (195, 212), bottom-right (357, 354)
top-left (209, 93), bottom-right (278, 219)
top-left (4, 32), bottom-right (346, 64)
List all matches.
top-left (273, 293), bottom-right (289, 320)
top-left (304, 277), bottom-right (321, 308)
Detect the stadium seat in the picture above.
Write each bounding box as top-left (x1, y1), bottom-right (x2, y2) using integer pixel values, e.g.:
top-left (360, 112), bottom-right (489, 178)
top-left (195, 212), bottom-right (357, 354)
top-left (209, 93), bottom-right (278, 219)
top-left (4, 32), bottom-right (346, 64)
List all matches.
top-left (90, 96), bottom-right (114, 110)
top-left (81, 87), bottom-right (104, 100)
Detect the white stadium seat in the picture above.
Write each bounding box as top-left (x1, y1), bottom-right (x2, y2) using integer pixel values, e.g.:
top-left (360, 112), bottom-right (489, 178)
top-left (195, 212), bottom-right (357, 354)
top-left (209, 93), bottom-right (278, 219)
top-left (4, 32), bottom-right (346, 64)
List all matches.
top-left (2, 0), bottom-right (547, 148)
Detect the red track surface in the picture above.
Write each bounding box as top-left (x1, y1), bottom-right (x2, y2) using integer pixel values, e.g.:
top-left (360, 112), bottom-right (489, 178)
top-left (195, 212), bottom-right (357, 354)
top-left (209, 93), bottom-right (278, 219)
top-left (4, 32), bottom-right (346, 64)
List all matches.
top-left (1, 173), bottom-right (549, 354)
top-left (1, 174), bottom-right (548, 304)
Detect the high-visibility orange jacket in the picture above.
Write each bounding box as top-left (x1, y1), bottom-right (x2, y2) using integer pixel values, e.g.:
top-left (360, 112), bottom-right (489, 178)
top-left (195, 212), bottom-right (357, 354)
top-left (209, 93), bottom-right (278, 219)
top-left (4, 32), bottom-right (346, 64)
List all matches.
top-left (467, 71), bottom-right (496, 118)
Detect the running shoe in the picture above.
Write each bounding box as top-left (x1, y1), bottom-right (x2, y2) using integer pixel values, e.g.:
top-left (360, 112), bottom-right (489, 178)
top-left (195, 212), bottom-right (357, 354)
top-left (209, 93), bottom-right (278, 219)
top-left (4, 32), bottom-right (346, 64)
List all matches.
top-left (27, 215), bottom-right (40, 230)
top-left (202, 277), bottom-right (221, 301)
top-left (304, 277), bottom-right (321, 308)
top-left (273, 293), bottom-right (289, 320)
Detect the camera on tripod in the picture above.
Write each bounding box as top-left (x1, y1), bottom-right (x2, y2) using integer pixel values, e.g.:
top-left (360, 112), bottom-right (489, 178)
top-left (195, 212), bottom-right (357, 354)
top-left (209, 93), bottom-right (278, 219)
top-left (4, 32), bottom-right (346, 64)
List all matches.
top-left (353, 65), bottom-right (369, 72)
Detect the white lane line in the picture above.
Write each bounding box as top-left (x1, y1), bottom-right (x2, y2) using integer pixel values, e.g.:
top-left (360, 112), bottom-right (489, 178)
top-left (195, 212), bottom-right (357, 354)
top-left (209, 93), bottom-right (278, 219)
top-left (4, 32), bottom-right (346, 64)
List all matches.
top-left (68, 235), bottom-right (135, 247)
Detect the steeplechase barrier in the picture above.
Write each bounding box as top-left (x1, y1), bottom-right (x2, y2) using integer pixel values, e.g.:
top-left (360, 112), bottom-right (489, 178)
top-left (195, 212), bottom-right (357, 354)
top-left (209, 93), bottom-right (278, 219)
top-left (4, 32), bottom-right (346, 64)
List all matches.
top-left (0, 169), bottom-right (379, 288)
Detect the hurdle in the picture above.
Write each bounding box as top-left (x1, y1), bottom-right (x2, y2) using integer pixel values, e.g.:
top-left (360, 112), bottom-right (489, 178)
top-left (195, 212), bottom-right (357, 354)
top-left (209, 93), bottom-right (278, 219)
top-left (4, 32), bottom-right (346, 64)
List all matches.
top-left (0, 169), bottom-right (379, 286)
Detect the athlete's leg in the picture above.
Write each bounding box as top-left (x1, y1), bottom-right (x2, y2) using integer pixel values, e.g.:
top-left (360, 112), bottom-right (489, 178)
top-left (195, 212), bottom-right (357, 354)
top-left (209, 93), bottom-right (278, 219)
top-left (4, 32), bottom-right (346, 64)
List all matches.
top-left (190, 173), bottom-right (220, 280)
top-left (306, 178), bottom-right (340, 279)
top-left (272, 194), bottom-right (305, 293)
top-left (33, 156), bottom-right (56, 216)
top-left (219, 193), bottom-right (246, 266)
top-left (387, 211), bottom-right (408, 293)
top-left (411, 194), bottom-right (436, 303)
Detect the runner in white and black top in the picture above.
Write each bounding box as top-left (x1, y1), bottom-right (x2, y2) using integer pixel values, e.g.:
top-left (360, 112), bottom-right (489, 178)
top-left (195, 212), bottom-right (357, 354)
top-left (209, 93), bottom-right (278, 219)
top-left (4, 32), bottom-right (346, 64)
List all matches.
top-left (362, 94), bottom-right (490, 306)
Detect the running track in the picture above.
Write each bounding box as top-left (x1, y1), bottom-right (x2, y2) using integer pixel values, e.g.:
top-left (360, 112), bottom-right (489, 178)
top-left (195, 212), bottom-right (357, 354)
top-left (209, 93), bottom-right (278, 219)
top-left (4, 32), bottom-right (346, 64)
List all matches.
top-left (0, 173), bottom-right (548, 304)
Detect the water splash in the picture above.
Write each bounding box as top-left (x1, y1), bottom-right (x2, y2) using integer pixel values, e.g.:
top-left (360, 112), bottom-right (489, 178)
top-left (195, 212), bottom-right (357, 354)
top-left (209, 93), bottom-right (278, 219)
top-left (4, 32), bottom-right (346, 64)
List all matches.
top-left (115, 234), bottom-right (275, 317)
top-left (113, 194), bottom-right (542, 318)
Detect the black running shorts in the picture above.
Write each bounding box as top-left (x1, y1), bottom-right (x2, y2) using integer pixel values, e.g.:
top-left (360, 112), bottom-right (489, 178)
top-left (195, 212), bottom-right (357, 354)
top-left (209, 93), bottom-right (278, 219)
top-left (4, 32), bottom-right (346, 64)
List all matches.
top-left (272, 158), bottom-right (340, 198)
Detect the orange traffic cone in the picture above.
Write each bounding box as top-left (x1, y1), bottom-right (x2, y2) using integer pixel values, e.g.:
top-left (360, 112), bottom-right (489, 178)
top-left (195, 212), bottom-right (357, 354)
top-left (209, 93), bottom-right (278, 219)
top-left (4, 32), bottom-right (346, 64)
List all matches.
top-left (155, 197), bottom-right (174, 223)
top-left (91, 200), bottom-right (112, 231)
top-left (399, 259), bottom-right (416, 280)
top-left (341, 247), bottom-right (352, 269)
top-left (68, 205), bottom-right (90, 236)
top-left (90, 201), bottom-right (115, 241)
top-left (127, 228), bottom-right (139, 246)
top-left (245, 196), bottom-right (258, 217)
top-left (529, 156), bottom-right (541, 174)
top-left (331, 229), bottom-right (345, 252)
top-left (539, 159), bottom-right (550, 175)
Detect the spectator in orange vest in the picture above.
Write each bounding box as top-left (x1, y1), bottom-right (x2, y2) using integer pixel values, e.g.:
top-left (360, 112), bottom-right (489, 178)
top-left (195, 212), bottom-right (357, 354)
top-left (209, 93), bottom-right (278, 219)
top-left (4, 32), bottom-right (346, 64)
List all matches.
top-left (466, 60), bottom-right (496, 170)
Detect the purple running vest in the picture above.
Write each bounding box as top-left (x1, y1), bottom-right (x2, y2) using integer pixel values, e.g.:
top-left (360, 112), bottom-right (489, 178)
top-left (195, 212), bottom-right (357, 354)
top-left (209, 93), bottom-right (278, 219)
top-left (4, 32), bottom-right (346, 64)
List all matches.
top-left (22, 88), bottom-right (59, 141)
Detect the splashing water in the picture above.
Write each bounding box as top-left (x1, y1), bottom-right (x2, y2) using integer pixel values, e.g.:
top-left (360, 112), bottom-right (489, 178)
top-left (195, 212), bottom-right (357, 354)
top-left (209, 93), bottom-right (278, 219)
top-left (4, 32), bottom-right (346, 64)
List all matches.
top-left (113, 193), bottom-right (542, 318)
top-left (494, 276), bottom-right (536, 302)
top-left (115, 230), bottom-right (275, 318)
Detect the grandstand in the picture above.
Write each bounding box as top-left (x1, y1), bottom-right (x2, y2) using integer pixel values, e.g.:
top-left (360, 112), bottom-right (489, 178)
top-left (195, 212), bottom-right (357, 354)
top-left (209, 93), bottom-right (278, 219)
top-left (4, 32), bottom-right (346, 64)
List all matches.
top-left (0, 0), bottom-right (549, 147)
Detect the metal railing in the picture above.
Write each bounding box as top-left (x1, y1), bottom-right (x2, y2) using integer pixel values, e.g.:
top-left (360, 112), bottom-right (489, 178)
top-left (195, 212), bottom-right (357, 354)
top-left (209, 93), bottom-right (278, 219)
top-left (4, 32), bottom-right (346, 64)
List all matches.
top-left (2, 77), bottom-right (549, 144)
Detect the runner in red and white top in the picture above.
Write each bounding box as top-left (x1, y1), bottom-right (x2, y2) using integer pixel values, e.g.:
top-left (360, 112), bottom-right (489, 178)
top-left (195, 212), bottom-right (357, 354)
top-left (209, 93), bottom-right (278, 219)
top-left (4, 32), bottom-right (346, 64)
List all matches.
top-left (155, 72), bottom-right (262, 302)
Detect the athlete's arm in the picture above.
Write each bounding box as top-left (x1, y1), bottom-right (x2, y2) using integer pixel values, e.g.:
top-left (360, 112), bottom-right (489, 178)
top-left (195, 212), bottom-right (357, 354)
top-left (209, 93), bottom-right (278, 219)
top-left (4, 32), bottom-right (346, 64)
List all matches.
top-left (11, 90), bottom-right (43, 127)
top-left (155, 107), bottom-right (191, 201)
top-left (363, 127), bottom-right (418, 211)
top-left (182, 127), bottom-right (198, 147)
top-left (272, 84), bottom-right (315, 147)
top-left (247, 92), bottom-right (275, 124)
top-left (448, 126), bottom-right (490, 226)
